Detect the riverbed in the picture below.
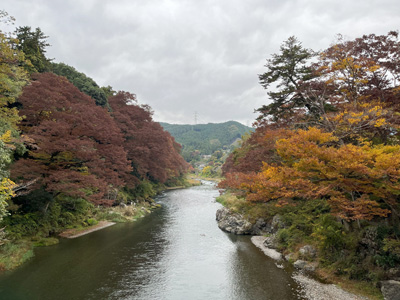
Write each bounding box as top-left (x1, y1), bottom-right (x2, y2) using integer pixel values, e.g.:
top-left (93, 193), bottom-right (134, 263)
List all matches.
top-left (0, 181), bottom-right (304, 300)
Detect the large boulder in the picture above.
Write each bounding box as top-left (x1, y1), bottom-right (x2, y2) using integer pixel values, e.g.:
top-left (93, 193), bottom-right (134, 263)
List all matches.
top-left (216, 207), bottom-right (277, 235)
top-left (381, 280), bottom-right (400, 300)
top-left (263, 234), bottom-right (278, 249)
top-left (299, 245), bottom-right (317, 260)
top-left (293, 260), bottom-right (318, 272)
top-left (216, 207), bottom-right (253, 235)
top-left (252, 218), bottom-right (272, 235)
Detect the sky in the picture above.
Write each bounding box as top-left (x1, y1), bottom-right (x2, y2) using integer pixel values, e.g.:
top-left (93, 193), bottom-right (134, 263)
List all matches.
top-left (1, 0), bottom-right (399, 126)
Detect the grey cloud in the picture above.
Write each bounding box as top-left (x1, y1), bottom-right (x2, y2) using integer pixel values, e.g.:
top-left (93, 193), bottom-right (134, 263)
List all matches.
top-left (2, 0), bottom-right (399, 125)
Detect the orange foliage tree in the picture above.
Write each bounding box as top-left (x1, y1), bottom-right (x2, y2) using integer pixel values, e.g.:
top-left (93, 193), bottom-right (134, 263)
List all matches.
top-left (223, 127), bottom-right (399, 221)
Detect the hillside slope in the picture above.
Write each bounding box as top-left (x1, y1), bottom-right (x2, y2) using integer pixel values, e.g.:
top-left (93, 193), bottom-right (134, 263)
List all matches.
top-left (159, 121), bottom-right (253, 163)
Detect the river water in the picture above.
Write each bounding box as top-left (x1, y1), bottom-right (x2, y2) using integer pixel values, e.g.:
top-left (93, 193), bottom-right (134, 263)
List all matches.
top-left (0, 181), bottom-right (304, 300)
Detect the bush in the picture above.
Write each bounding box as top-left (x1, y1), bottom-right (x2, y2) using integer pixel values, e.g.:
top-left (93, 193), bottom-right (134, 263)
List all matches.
top-left (312, 214), bottom-right (347, 254)
top-left (0, 240), bottom-right (34, 270)
top-left (2, 195), bottom-right (94, 239)
top-left (86, 218), bottom-right (98, 226)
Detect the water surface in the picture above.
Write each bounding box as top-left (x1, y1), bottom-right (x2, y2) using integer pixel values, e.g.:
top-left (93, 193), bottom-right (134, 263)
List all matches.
top-left (0, 181), bottom-right (303, 299)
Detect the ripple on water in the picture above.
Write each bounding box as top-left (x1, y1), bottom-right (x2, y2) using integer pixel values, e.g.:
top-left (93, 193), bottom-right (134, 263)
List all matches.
top-left (0, 184), bottom-right (303, 300)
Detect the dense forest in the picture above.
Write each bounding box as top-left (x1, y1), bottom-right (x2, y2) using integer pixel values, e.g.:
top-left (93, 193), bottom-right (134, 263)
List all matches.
top-left (160, 121), bottom-right (252, 178)
top-left (160, 121), bottom-right (252, 162)
top-left (219, 32), bottom-right (400, 294)
top-left (0, 11), bottom-right (189, 267)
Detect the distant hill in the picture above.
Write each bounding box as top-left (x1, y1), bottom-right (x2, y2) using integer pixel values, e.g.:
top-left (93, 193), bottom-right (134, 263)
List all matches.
top-left (160, 121), bottom-right (253, 162)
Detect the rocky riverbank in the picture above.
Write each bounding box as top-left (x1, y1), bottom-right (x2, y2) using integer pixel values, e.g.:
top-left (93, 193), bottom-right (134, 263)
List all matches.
top-left (293, 273), bottom-right (369, 300)
top-left (215, 206), bottom-right (271, 235)
top-left (216, 206), bottom-right (399, 300)
top-left (251, 235), bottom-right (368, 300)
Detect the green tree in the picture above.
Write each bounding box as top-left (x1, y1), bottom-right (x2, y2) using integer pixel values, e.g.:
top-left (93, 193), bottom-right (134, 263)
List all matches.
top-left (257, 36), bottom-right (315, 122)
top-left (101, 85), bottom-right (117, 99)
top-left (51, 62), bottom-right (110, 108)
top-left (14, 26), bottom-right (51, 73)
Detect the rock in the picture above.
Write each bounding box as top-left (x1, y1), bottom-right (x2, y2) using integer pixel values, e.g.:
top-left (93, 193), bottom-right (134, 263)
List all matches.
top-left (216, 207), bottom-right (253, 235)
top-left (216, 208), bottom-right (285, 236)
top-left (381, 280), bottom-right (400, 300)
top-left (251, 236), bottom-right (283, 261)
top-left (252, 218), bottom-right (272, 235)
top-left (271, 215), bottom-right (285, 231)
top-left (299, 245), bottom-right (317, 259)
top-left (119, 203), bottom-right (127, 208)
top-left (294, 260), bottom-right (318, 272)
top-left (263, 234), bottom-right (278, 249)
top-left (303, 262), bottom-right (318, 272)
top-left (294, 259), bottom-right (308, 269)
top-left (285, 253), bottom-right (295, 262)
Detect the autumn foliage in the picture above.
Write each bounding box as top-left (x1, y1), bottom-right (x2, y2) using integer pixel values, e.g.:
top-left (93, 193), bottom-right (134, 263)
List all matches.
top-left (223, 128), bottom-right (400, 221)
top-left (221, 31), bottom-right (400, 223)
top-left (108, 91), bottom-right (188, 184)
top-left (11, 73), bottom-right (189, 206)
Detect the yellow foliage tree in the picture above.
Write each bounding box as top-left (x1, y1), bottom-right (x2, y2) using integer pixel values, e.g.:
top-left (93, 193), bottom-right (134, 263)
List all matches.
top-left (0, 11), bottom-right (29, 221)
top-left (232, 127), bottom-right (399, 221)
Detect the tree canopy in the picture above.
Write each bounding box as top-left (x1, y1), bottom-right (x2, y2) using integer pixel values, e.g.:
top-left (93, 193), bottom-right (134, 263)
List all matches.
top-left (14, 26), bottom-right (51, 73)
top-left (222, 31), bottom-right (400, 223)
top-left (12, 72), bottom-right (132, 206)
top-left (51, 62), bottom-right (110, 108)
top-left (160, 121), bottom-right (253, 163)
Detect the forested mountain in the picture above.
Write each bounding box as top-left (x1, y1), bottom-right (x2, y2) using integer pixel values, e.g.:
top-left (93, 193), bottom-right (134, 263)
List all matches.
top-left (160, 121), bottom-right (253, 162)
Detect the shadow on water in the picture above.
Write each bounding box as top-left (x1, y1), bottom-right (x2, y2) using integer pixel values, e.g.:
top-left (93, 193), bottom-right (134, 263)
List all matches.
top-left (0, 182), bottom-right (304, 300)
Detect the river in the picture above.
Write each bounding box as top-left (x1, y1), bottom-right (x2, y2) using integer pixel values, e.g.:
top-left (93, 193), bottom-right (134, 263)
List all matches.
top-left (0, 181), bottom-right (304, 300)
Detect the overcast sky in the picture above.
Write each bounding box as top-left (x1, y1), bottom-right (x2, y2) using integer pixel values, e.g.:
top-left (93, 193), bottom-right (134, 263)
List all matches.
top-left (1, 0), bottom-right (399, 125)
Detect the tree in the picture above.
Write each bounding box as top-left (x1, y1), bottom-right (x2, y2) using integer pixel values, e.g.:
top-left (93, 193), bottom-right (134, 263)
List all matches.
top-left (309, 32), bottom-right (400, 144)
top-left (315, 32), bottom-right (400, 107)
top-left (51, 63), bottom-right (110, 108)
top-left (257, 36), bottom-right (316, 123)
top-left (0, 11), bottom-right (29, 222)
top-left (222, 127), bottom-right (398, 222)
top-left (222, 125), bottom-right (291, 174)
top-left (14, 26), bottom-right (51, 73)
top-left (109, 92), bottom-right (189, 184)
top-left (12, 73), bottom-right (132, 206)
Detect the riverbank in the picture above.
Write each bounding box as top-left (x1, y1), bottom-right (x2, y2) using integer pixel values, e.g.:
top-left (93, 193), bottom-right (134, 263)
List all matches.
top-left (59, 221), bottom-right (116, 239)
top-left (251, 236), bottom-right (369, 300)
top-left (293, 273), bottom-right (369, 300)
top-left (0, 175), bottom-right (202, 272)
top-left (215, 191), bottom-right (390, 299)
top-left (0, 201), bottom-right (158, 272)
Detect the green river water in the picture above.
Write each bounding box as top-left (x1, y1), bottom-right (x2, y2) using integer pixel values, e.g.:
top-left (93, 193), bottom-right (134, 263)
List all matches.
top-left (0, 181), bottom-right (305, 300)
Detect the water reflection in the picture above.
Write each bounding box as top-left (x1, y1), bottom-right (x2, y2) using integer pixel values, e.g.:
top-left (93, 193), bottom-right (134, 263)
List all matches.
top-left (0, 182), bottom-right (303, 300)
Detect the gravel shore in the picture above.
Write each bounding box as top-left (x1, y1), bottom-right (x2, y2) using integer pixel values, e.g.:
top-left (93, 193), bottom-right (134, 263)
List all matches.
top-left (293, 273), bottom-right (369, 300)
top-left (251, 235), bottom-right (370, 300)
top-left (59, 221), bottom-right (116, 238)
